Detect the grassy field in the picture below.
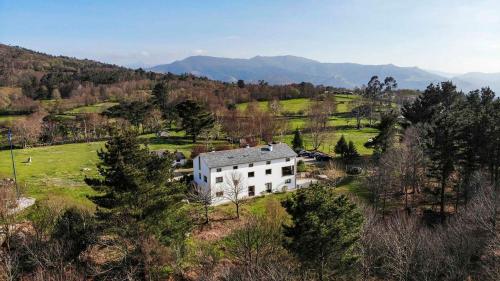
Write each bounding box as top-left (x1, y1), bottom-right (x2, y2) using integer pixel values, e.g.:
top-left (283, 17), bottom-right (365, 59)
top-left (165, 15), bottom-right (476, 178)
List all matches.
top-left (65, 102), bottom-right (119, 114)
top-left (236, 94), bottom-right (377, 155)
top-left (0, 133), bottom-right (203, 210)
top-left (0, 115), bottom-right (26, 123)
top-left (279, 127), bottom-right (377, 155)
top-left (236, 94), bottom-right (359, 114)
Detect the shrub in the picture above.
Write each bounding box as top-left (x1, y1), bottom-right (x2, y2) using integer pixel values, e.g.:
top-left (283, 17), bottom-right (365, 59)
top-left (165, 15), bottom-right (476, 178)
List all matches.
top-left (297, 160), bottom-right (306, 172)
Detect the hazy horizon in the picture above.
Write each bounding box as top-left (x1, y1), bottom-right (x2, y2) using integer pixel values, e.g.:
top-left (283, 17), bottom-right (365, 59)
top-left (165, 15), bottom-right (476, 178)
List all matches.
top-left (2, 0), bottom-right (499, 74)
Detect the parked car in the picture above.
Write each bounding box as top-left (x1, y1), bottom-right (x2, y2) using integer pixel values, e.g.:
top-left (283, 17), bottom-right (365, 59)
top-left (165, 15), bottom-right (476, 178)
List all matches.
top-left (347, 166), bottom-right (363, 175)
top-left (298, 150), bottom-right (309, 157)
top-left (315, 154), bottom-right (332, 161)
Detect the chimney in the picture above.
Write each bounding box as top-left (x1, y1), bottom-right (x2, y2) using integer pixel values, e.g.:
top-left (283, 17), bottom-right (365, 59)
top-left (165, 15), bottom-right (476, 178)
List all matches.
top-left (267, 143), bottom-right (273, 151)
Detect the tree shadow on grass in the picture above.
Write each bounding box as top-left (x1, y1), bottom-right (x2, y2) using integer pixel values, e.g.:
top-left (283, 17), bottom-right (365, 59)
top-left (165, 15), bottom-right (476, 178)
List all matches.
top-left (146, 136), bottom-right (192, 146)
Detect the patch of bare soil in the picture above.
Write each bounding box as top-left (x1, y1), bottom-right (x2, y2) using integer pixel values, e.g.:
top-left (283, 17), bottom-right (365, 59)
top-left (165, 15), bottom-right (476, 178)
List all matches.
top-left (191, 211), bottom-right (248, 242)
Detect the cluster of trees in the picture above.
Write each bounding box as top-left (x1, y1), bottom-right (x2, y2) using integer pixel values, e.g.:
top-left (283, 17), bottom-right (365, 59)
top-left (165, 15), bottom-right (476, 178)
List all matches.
top-left (334, 135), bottom-right (359, 164)
top-left (220, 100), bottom-right (288, 145)
top-left (360, 172), bottom-right (498, 281)
top-left (400, 83), bottom-right (499, 219)
top-left (10, 111), bottom-right (120, 147)
top-left (358, 82), bottom-right (500, 279)
top-left (1, 132), bottom-right (192, 280)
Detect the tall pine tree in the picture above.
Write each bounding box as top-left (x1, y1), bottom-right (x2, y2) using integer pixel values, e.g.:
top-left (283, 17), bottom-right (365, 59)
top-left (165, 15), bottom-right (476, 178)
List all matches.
top-left (175, 100), bottom-right (215, 143)
top-left (85, 131), bottom-right (189, 243)
top-left (292, 128), bottom-right (304, 151)
top-left (282, 183), bottom-right (363, 280)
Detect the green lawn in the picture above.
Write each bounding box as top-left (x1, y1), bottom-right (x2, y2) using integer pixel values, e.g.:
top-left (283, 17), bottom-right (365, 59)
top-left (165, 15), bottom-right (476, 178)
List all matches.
top-left (213, 176), bottom-right (367, 218)
top-left (65, 102), bottom-right (119, 114)
top-left (279, 127), bottom-right (378, 155)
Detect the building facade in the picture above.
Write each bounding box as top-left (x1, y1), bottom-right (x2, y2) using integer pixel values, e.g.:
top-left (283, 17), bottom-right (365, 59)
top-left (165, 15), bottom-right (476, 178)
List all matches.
top-left (193, 143), bottom-right (297, 205)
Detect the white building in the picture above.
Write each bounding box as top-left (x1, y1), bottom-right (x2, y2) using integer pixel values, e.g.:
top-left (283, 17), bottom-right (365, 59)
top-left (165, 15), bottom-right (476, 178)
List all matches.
top-left (193, 143), bottom-right (297, 205)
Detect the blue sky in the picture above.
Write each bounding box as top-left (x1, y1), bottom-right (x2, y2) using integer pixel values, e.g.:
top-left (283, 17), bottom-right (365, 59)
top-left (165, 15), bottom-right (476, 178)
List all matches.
top-left (1, 0), bottom-right (499, 73)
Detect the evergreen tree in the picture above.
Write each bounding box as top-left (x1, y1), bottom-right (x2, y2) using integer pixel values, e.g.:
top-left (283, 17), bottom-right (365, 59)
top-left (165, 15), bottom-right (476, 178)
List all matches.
top-left (85, 131), bottom-right (190, 243)
top-left (291, 128), bottom-right (304, 151)
top-left (106, 101), bottom-right (151, 130)
top-left (334, 135), bottom-right (348, 158)
top-left (282, 183), bottom-right (363, 280)
top-left (345, 140), bottom-right (360, 164)
top-left (370, 110), bottom-right (399, 154)
top-left (152, 82), bottom-right (176, 128)
top-left (425, 82), bottom-right (461, 222)
top-left (175, 100), bottom-right (215, 143)
top-left (402, 83), bottom-right (450, 125)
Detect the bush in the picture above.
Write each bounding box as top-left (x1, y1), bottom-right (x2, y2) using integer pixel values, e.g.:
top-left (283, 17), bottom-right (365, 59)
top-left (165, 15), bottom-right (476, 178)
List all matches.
top-left (297, 160), bottom-right (306, 172)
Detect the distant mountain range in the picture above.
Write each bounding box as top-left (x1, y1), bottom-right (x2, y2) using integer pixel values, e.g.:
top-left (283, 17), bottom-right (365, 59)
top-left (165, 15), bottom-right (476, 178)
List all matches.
top-left (149, 55), bottom-right (500, 92)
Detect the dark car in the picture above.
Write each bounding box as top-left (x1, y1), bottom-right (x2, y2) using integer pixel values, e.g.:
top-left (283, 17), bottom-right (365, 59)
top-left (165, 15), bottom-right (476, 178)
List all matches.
top-left (315, 154), bottom-right (332, 161)
top-left (297, 150), bottom-right (309, 157)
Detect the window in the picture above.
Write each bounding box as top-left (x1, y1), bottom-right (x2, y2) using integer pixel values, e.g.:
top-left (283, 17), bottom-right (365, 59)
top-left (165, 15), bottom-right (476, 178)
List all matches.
top-left (286, 157), bottom-right (290, 162)
top-left (216, 177), bottom-right (223, 183)
top-left (248, 186), bottom-right (255, 197)
top-left (233, 165), bottom-right (238, 169)
top-left (266, 169), bottom-right (272, 175)
top-left (266, 160), bottom-right (271, 165)
top-left (199, 173), bottom-right (201, 179)
top-left (249, 163), bottom-right (254, 167)
top-left (203, 176), bottom-right (207, 182)
top-left (248, 171), bottom-right (255, 177)
top-left (216, 168), bottom-right (222, 172)
top-left (265, 183), bottom-right (272, 193)
top-left (282, 166), bottom-right (294, 176)
top-left (285, 178), bottom-right (292, 184)
top-left (216, 191), bottom-right (224, 197)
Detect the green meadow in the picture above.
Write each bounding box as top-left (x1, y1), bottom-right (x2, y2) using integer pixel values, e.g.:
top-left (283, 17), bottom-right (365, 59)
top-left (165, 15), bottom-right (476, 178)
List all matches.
top-left (236, 94), bottom-right (359, 114)
top-left (0, 134), bottom-right (199, 210)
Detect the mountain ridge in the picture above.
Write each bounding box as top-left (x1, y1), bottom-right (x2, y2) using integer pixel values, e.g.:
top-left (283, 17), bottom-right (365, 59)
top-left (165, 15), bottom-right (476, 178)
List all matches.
top-left (149, 55), bottom-right (499, 92)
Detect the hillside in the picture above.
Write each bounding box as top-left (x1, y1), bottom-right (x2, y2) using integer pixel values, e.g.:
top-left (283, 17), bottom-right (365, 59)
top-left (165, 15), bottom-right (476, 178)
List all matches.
top-left (0, 43), bottom-right (148, 86)
top-left (150, 55), bottom-right (499, 92)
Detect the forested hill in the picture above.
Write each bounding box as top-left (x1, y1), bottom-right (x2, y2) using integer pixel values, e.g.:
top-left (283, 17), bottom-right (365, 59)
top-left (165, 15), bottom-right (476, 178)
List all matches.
top-left (0, 43), bottom-right (161, 92)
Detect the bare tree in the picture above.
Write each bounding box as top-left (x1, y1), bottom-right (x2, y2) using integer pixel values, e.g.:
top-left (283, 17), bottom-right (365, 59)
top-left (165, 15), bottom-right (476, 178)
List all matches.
top-left (306, 101), bottom-right (331, 151)
top-left (189, 184), bottom-right (216, 224)
top-left (348, 97), bottom-right (370, 129)
top-left (11, 111), bottom-right (46, 147)
top-left (222, 171), bottom-right (246, 219)
top-left (143, 108), bottom-right (164, 134)
top-left (267, 98), bottom-right (281, 116)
